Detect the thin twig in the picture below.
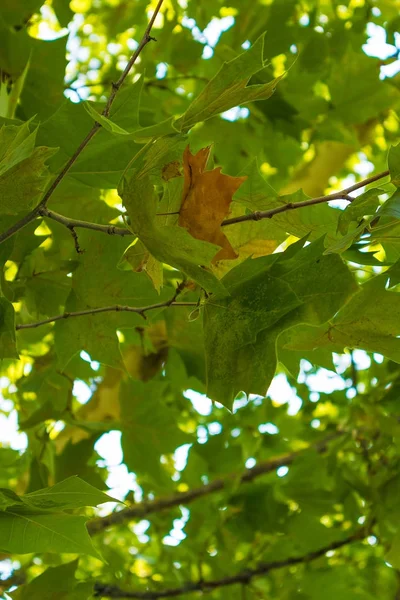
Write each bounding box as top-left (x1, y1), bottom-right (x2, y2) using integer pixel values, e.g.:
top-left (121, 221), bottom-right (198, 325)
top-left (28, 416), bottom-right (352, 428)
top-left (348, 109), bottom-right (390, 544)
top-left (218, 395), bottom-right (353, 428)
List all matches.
top-left (87, 432), bottom-right (343, 535)
top-left (0, 0), bottom-right (165, 246)
top-left (65, 75), bottom-right (209, 92)
top-left (39, 207), bottom-right (132, 237)
top-left (221, 170), bottom-right (390, 226)
top-left (67, 225), bottom-right (85, 254)
top-left (15, 301), bottom-right (197, 331)
top-left (93, 526), bottom-right (368, 598)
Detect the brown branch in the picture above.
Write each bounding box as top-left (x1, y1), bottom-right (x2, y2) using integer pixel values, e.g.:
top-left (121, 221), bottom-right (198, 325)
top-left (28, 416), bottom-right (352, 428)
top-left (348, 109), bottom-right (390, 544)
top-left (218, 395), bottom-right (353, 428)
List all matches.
top-left (93, 525), bottom-right (368, 598)
top-left (39, 207), bottom-right (180, 242)
top-left (0, 0), bottom-right (165, 246)
top-left (67, 225), bottom-right (85, 254)
top-left (15, 301), bottom-right (197, 331)
top-left (221, 169), bottom-right (390, 227)
top-left (87, 432), bottom-right (343, 535)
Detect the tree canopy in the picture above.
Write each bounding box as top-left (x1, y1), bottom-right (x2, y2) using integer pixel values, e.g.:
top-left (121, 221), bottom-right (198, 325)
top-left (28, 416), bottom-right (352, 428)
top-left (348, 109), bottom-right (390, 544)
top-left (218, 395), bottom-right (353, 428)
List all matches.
top-left (1, 0), bottom-right (400, 598)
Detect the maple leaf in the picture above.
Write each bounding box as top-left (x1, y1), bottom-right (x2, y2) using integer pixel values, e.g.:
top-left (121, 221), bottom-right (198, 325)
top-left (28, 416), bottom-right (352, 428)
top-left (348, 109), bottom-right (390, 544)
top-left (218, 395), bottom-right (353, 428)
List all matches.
top-left (178, 145), bottom-right (247, 262)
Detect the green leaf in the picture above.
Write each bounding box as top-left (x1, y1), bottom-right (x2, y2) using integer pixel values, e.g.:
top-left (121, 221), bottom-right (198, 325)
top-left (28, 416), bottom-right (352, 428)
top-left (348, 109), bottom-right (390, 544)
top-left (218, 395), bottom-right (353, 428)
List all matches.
top-left (120, 380), bottom-right (191, 486)
top-left (0, 509), bottom-right (100, 556)
top-left (109, 77), bottom-right (143, 132)
top-left (324, 223), bottom-right (366, 255)
top-left (54, 290), bottom-right (124, 370)
top-left (233, 159), bottom-right (278, 210)
top-left (337, 188), bottom-right (382, 235)
top-left (0, 0), bottom-right (44, 27)
top-left (0, 488), bottom-right (24, 511)
top-left (204, 238), bottom-right (357, 407)
top-left (0, 122), bottom-right (58, 215)
top-left (342, 246), bottom-right (389, 266)
top-left (121, 239), bottom-right (163, 293)
top-left (133, 116), bottom-right (180, 140)
top-left (0, 296), bottom-right (18, 358)
top-left (386, 535), bottom-right (400, 569)
top-left (328, 49), bottom-right (399, 125)
top-left (19, 36), bottom-right (68, 120)
top-left (9, 560), bottom-right (93, 600)
top-left (36, 100), bottom-right (142, 188)
top-left (175, 34), bottom-right (282, 131)
top-left (52, 0), bottom-right (74, 27)
top-left (23, 476), bottom-right (118, 510)
top-left (0, 21), bottom-right (31, 79)
top-left (83, 102), bottom-right (132, 135)
top-left (83, 79), bottom-right (179, 141)
top-left (376, 188), bottom-right (400, 219)
top-left (233, 162), bottom-right (339, 239)
top-left (136, 134), bottom-right (187, 182)
top-left (119, 173), bottom-right (226, 294)
top-left (0, 449), bottom-right (29, 488)
top-left (69, 231), bottom-right (163, 308)
top-left (281, 277), bottom-right (400, 362)
top-left (54, 231), bottom-right (166, 369)
top-left (389, 144), bottom-right (400, 187)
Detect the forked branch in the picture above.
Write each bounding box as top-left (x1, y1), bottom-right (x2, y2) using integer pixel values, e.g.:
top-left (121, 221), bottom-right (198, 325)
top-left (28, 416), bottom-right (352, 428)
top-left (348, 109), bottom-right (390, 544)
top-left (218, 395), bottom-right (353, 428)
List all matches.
top-left (0, 0), bottom-right (165, 246)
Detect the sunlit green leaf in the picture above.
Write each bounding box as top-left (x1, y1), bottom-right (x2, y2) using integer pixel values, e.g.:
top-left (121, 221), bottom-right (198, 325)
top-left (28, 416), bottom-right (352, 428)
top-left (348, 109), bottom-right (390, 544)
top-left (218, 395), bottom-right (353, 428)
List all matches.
top-left (24, 476), bottom-right (118, 509)
top-left (175, 34), bottom-right (282, 131)
top-left (0, 510), bottom-right (100, 557)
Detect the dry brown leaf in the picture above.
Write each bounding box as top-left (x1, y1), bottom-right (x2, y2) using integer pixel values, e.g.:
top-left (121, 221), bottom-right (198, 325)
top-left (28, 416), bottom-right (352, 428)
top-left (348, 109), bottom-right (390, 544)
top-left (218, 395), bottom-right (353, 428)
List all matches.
top-left (178, 145), bottom-right (247, 262)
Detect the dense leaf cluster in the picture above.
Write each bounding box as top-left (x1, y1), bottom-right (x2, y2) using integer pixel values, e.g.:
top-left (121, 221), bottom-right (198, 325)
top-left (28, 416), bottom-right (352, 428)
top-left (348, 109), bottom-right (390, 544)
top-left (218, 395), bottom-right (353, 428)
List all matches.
top-left (1, 0), bottom-right (400, 598)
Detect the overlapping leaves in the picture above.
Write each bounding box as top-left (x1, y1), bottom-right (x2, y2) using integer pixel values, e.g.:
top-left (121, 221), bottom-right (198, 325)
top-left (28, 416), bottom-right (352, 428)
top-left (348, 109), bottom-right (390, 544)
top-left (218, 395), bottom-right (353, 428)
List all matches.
top-left (0, 122), bottom-right (57, 215)
top-left (0, 477), bottom-right (114, 556)
top-left (204, 238), bottom-right (358, 408)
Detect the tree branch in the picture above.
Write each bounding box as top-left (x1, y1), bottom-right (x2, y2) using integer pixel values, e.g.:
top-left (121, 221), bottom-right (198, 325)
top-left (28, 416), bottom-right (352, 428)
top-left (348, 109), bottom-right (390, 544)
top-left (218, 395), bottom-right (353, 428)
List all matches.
top-left (93, 525), bottom-right (368, 598)
top-left (87, 432), bottom-right (343, 535)
top-left (16, 301), bottom-right (197, 331)
top-left (66, 75), bottom-right (209, 92)
top-left (0, 0), bottom-right (165, 246)
top-left (31, 169), bottom-right (392, 245)
top-left (221, 169), bottom-right (390, 226)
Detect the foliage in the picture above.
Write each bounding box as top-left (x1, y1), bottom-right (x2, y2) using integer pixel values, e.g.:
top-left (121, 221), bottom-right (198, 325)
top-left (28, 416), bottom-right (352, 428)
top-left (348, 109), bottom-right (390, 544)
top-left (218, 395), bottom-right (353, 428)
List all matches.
top-left (0, 0), bottom-right (400, 598)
